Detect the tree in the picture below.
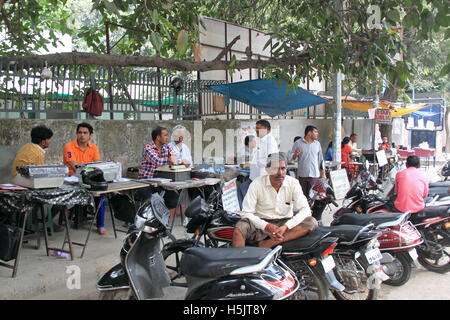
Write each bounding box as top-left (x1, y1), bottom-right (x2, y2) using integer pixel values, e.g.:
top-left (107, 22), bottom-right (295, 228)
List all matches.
top-left (0, 0), bottom-right (449, 92)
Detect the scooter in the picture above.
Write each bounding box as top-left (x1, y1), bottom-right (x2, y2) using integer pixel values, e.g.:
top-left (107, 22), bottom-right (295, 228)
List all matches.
top-left (97, 193), bottom-right (299, 300)
top-left (163, 191), bottom-right (344, 300)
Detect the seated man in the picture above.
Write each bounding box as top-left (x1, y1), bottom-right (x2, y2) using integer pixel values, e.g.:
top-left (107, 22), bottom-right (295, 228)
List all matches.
top-left (393, 155), bottom-right (428, 214)
top-left (11, 125), bottom-right (53, 179)
top-left (379, 136), bottom-right (391, 151)
top-left (232, 152), bottom-right (318, 248)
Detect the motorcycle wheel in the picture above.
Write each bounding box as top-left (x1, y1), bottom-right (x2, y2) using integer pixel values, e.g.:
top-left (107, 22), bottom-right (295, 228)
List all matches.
top-left (99, 289), bottom-right (134, 300)
top-left (162, 247), bottom-right (186, 284)
top-left (417, 230), bottom-right (450, 274)
top-left (383, 252), bottom-right (412, 286)
top-left (331, 258), bottom-right (378, 300)
top-left (287, 264), bottom-right (329, 300)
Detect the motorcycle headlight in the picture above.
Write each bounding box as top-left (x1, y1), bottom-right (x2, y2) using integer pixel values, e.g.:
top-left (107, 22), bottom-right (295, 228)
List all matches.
top-left (134, 204), bottom-right (155, 230)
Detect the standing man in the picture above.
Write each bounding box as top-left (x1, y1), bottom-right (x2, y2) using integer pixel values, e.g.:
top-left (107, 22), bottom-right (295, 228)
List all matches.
top-left (238, 120), bottom-right (278, 209)
top-left (11, 125), bottom-right (53, 179)
top-left (139, 126), bottom-right (177, 179)
top-left (63, 122), bottom-right (106, 235)
top-left (232, 152), bottom-right (317, 248)
top-left (291, 125), bottom-right (326, 211)
top-left (168, 126), bottom-right (192, 168)
top-left (250, 120), bottom-right (279, 181)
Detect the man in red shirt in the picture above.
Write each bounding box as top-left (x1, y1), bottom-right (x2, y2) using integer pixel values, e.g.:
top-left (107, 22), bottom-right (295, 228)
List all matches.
top-left (394, 155), bottom-right (429, 213)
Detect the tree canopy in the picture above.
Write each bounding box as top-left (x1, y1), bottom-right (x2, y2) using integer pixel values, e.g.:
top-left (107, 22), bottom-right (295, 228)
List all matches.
top-left (0, 0), bottom-right (448, 96)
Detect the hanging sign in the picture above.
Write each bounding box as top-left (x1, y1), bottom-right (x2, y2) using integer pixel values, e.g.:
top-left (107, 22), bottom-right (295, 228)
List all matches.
top-left (375, 109), bottom-right (392, 124)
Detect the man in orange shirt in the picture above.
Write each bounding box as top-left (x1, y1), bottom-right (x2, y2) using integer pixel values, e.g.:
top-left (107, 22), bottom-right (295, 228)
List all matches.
top-left (63, 123), bottom-right (106, 235)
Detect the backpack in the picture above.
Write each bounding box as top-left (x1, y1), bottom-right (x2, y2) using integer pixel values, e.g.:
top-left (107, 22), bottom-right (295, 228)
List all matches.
top-left (82, 88), bottom-right (104, 116)
top-left (109, 194), bottom-right (136, 224)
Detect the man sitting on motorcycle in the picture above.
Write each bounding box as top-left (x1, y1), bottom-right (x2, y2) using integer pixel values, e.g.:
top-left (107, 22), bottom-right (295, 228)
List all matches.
top-left (232, 152), bottom-right (318, 248)
top-left (393, 155), bottom-right (429, 213)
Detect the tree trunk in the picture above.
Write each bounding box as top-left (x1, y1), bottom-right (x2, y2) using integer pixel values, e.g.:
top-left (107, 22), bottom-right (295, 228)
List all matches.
top-left (0, 51), bottom-right (310, 72)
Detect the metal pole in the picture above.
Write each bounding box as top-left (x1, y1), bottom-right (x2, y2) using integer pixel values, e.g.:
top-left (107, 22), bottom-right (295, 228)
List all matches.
top-left (372, 86), bottom-right (379, 176)
top-left (333, 71), bottom-right (342, 168)
top-left (105, 21), bottom-right (114, 120)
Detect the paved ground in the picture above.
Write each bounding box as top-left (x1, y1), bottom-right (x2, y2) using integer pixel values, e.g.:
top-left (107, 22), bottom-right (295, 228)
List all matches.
top-left (0, 204), bottom-right (449, 300)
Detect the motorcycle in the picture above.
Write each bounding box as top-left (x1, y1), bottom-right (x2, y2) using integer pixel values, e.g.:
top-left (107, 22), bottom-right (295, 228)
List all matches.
top-left (337, 166), bottom-right (450, 274)
top-left (332, 211), bottom-right (423, 286)
top-left (97, 193), bottom-right (299, 300)
top-left (163, 191), bottom-right (344, 300)
top-left (307, 179), bottom-right (391, 299)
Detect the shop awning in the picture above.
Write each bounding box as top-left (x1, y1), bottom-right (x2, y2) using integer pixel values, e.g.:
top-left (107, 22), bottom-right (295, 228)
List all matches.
top-left (333, 100), bottom-right (429, 117)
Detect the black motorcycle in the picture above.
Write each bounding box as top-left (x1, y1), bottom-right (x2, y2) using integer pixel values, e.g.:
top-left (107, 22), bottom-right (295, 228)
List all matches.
top-left (308, 179), bottom-right (392, 299)
top-left (97, 193), bottom-right (299, 300)
top-left (162, 191), bottom-right (344, 300)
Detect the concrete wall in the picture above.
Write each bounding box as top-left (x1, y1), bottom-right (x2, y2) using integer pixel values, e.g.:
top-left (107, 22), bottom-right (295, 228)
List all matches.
top-left (0, 118), bottom-right (379, 184)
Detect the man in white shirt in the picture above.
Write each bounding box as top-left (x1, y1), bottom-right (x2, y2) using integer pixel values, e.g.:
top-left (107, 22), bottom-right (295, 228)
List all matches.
top-left (233, 152), bottom-right (318, 248)
top-left (238, 120), bottom-right (279, 210)
top-left (250, 119), bottom-right (279, 181)
top-left (168, 126), bottom-right (192, 167)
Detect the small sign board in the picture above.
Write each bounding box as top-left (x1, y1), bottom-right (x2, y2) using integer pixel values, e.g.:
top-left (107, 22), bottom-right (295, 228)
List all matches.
top-left (376, 150), bottom-right (388, 167)
top-left (375, 109), bottom-right (392, 124)
top-left (329, 169), bottom-right (351, 200)
top-left (221, 178), bottom-right (240, 212)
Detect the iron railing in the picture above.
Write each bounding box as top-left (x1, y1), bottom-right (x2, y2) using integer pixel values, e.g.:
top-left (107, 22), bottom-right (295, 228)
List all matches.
top-left (0, 59), bottom-right (326, 120)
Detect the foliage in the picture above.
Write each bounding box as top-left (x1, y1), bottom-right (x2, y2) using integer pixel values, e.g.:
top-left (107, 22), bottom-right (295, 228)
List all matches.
top-left (0, 0), bottom-right (448, 95)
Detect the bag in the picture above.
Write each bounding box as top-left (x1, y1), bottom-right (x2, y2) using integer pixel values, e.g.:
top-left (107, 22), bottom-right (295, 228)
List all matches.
top-left (82, 88), bottom-right (104, 116)
top-left (109, 194), bottom-right (136, 223)
top-left (0, 223), bottom-right (21, 262)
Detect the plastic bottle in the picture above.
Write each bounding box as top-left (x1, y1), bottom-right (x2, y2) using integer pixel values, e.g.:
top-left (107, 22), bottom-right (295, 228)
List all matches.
top-left (49, 250), bottom-right (70, 259)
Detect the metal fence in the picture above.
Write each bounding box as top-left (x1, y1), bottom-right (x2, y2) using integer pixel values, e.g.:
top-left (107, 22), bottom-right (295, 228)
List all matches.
top-left (0, 59), bottom-right (326, 120)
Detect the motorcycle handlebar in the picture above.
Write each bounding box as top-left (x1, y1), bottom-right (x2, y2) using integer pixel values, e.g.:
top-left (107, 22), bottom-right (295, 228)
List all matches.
top-left (331, 200), bottom-right (339, 207)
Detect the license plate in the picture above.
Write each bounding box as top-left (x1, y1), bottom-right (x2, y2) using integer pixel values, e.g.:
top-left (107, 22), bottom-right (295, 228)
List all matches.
top-left (365, 248), bottom-right (383, 264)
top-left (321, 256), bottom-right (336, 273)
top-left (408, 248), bottom-right (418, 260)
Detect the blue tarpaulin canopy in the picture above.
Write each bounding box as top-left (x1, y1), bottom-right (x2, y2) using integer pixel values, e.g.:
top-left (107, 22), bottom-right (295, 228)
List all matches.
top-left (208, 79), bottom-right (329, 117)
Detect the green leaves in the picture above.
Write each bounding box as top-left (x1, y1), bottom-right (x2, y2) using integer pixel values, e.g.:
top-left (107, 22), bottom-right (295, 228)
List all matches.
top-left (176, 29), bottom-right (189, 55)
top-left (150, 33), bottom-right (163, 52)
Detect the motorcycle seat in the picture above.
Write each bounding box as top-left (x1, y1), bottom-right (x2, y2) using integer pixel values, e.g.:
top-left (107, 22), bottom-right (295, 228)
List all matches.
top-left (410, 205), bottom-right (450, 225)
top-left (429, 181), bottom-right (450, 188)
top-left (333, 212), bottom-right (408, 228)
top-left (317, 225), bottom-right (376, 243)
top-left (180, 246), bottom-right (271, 278)
top-left (281, 229), bottom-right (330, 252)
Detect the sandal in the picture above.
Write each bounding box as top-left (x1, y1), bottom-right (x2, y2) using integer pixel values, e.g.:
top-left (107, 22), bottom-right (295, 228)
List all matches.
top-left (97, 227), bottom-right (108, 235)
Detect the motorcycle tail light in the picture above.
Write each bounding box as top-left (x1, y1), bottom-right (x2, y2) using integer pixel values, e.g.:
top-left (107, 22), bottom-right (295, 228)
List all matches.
top-left (308, 258), bottom-right (318, 267)
top-left (444, 222), bottom-right (450, 229)
top-left (322, 243), bottom-right (337, 258)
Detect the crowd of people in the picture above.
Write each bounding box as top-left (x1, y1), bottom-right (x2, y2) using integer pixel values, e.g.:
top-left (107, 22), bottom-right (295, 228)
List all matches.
top-left (10, 120), bottom-right (425, 250)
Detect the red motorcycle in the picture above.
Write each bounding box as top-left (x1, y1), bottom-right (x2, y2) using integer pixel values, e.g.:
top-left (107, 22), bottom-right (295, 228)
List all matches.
top-left (308, 178), bottom-right (423, 287)
top-left (337, 168), bottom-right (450, 274)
